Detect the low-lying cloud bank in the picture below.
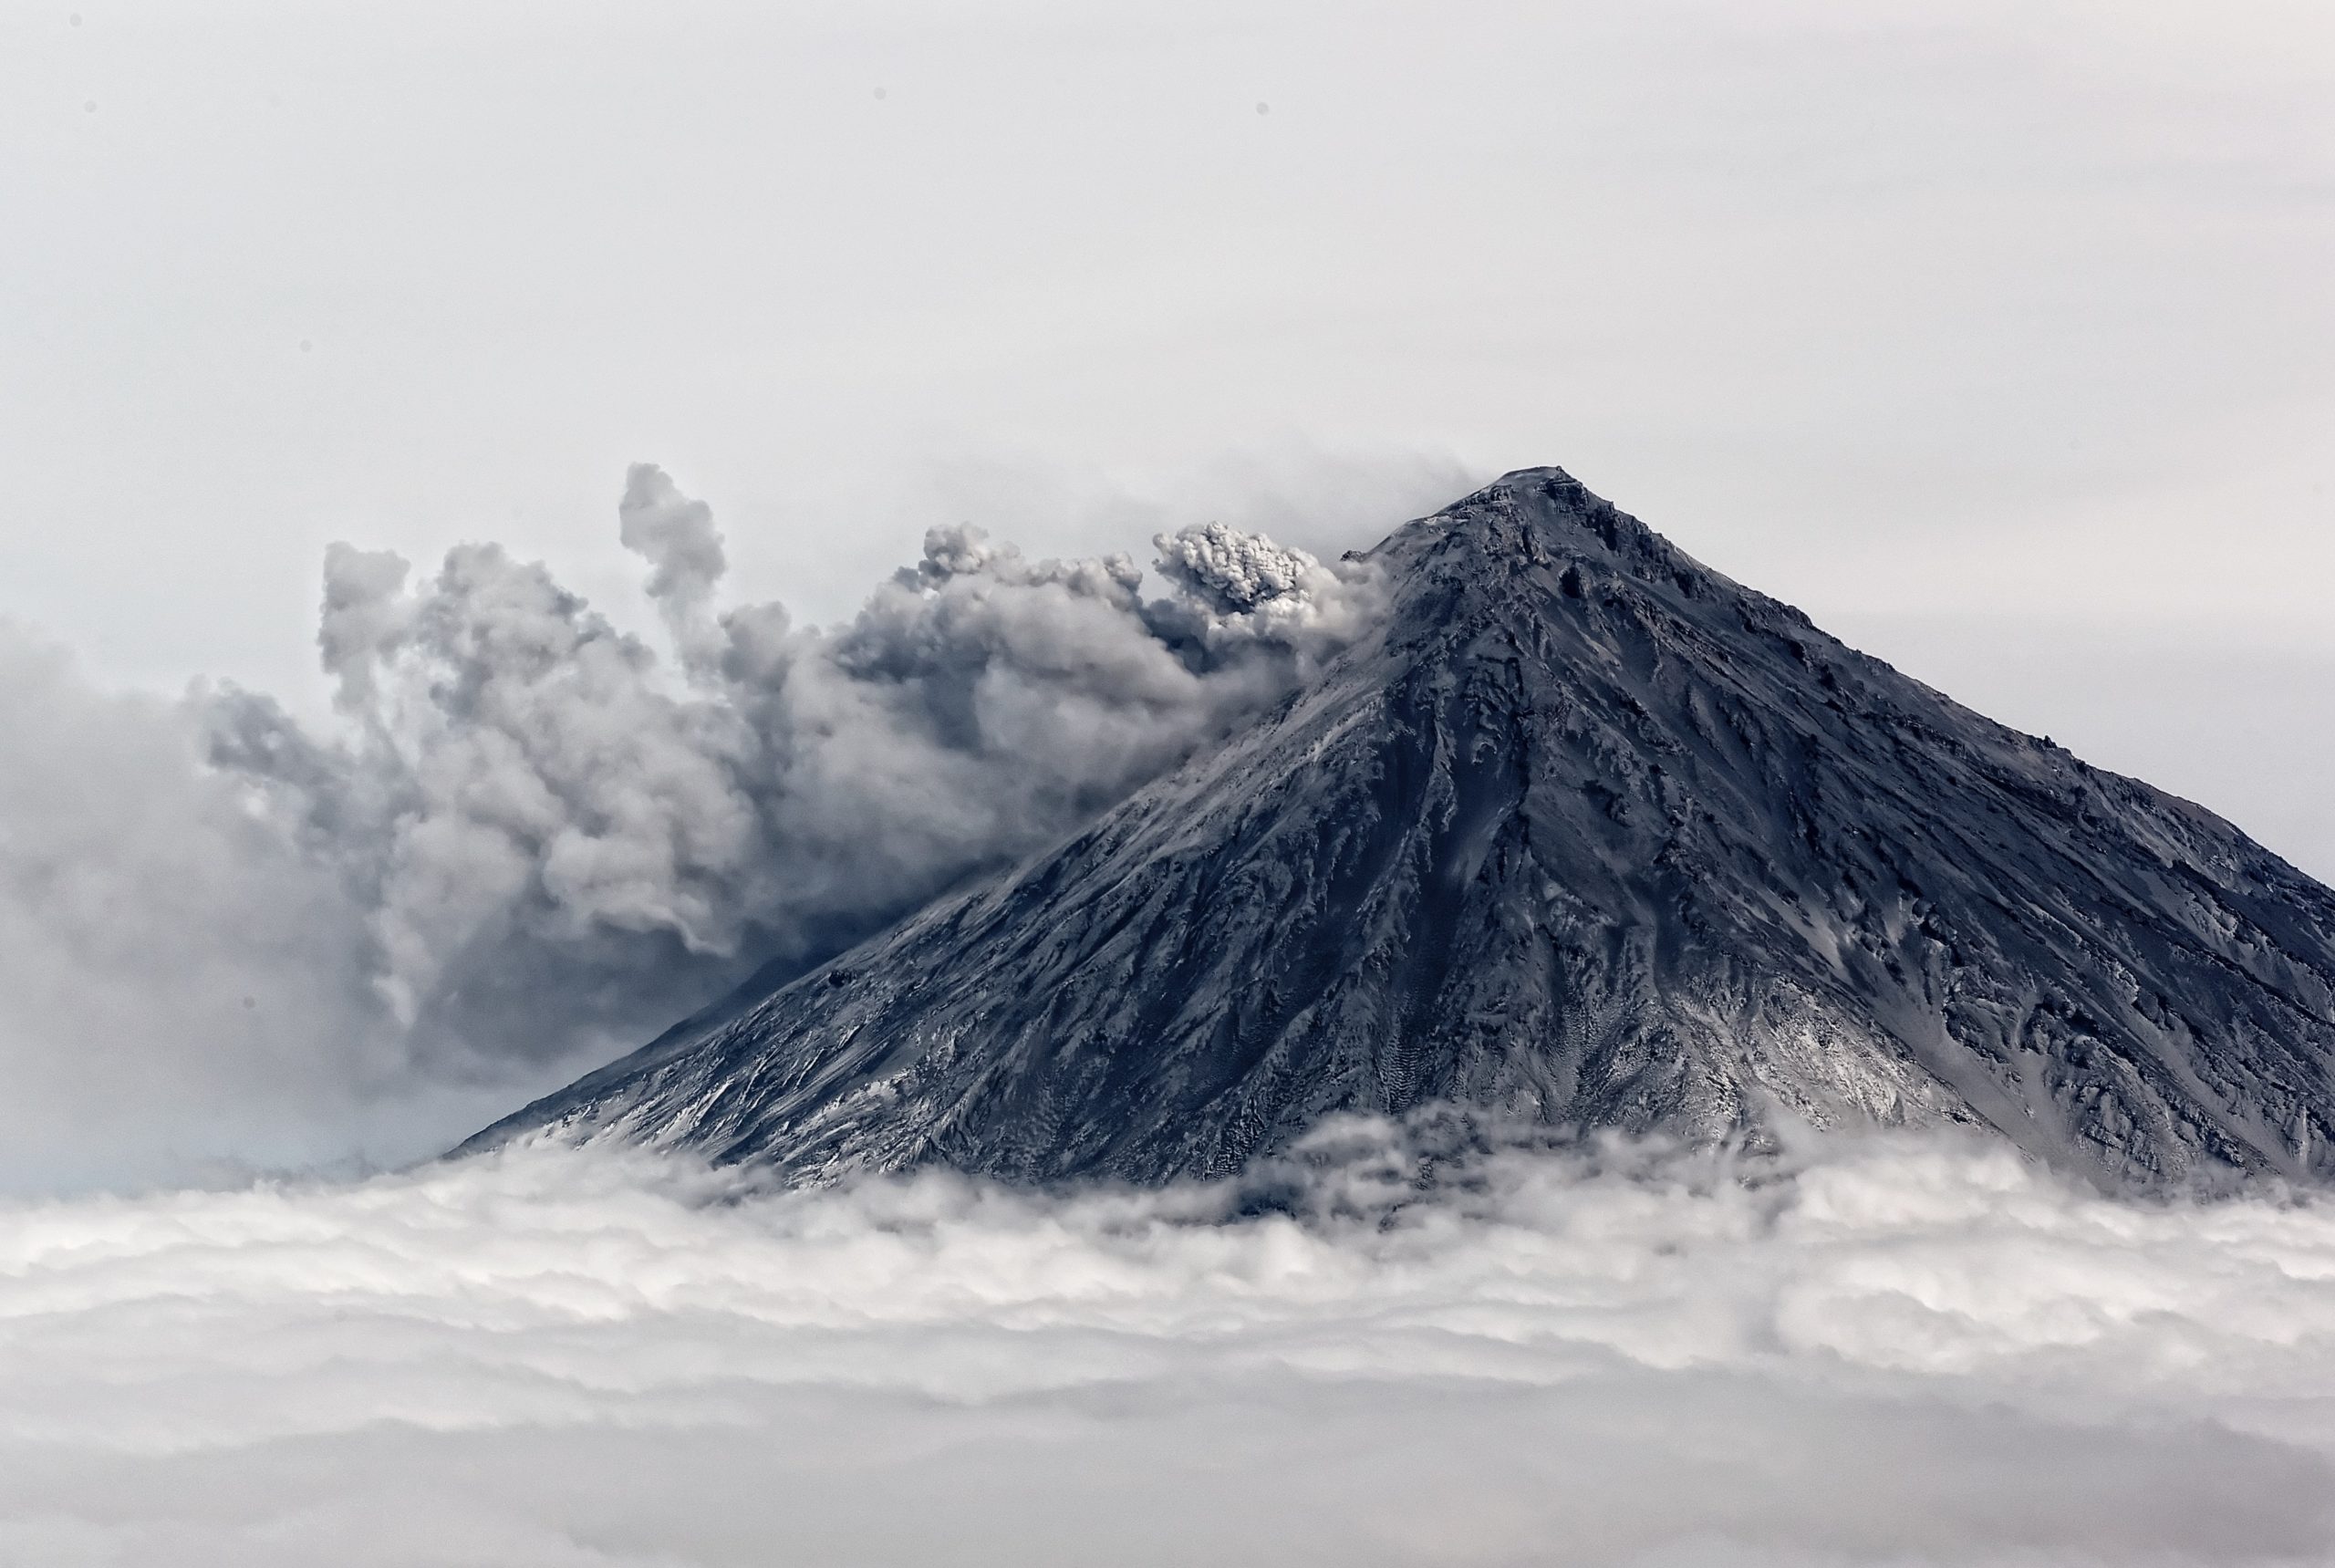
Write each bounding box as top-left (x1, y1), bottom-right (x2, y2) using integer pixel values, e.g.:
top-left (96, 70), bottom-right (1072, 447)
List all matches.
top-left (0, 467), bottom-right (1385, 1189)
top-left (1, 1127), bottom-right (2330, 1566)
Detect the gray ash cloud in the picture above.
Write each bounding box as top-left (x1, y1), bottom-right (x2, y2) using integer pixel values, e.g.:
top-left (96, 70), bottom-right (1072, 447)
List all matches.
top-left (0, 466), bottom-right (1385, 1189)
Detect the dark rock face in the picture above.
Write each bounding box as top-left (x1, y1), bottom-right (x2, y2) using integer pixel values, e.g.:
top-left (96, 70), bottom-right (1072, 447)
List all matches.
top-left (464, 470), bottom-right (2335, 1187)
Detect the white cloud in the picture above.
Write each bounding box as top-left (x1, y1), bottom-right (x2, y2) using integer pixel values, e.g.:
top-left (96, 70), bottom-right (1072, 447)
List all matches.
top-left (2, 1127), bottom-right (2330, 1565)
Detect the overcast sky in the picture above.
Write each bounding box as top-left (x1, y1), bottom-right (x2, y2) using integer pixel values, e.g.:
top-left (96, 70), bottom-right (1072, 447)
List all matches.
top-left (4, 0), bottom-right (2332, 871)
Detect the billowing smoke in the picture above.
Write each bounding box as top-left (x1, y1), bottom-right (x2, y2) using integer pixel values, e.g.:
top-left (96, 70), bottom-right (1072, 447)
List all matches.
top-left (0, 631), bottom-right (389, 1189)
top-left (0, 467), bottom-right (1384, 1189)
top-left (2, 1127), bottom-right (2330, 1565)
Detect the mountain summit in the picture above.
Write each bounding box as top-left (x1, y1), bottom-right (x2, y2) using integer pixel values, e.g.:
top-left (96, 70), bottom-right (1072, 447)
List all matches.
top-left (466, 470), bottom-right (2335, 1186)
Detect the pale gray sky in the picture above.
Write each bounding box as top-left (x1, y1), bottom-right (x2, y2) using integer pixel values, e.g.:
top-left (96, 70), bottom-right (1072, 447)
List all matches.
top-left (5, 0), bottom-right (2332, 865)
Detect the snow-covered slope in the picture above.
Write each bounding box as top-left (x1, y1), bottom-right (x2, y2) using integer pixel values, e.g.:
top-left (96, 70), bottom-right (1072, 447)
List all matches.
top-left (464, 470), bottom-right (2335, 1186)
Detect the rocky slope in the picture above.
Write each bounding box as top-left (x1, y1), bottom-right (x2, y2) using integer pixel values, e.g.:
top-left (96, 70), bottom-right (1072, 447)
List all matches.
top-left (464, 470), bottom-right (2335, 1186)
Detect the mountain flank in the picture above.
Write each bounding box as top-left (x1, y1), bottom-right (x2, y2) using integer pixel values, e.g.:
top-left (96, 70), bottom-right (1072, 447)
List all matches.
top-left (465, 469), bottom-right (2335, 1187)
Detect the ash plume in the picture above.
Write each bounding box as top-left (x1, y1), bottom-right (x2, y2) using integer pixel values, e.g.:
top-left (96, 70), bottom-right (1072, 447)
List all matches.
top-left (0, 466), bottom-right (1385, 1188)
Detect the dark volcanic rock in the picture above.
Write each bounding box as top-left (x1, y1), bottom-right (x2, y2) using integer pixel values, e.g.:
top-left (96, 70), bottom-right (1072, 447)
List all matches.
top-left (463, 469), bottom-right (2335, 1186)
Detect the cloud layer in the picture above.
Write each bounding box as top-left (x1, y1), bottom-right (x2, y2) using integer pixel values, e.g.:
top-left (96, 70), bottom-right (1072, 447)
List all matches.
top-left (2, 1127), bottom-right (2330, 1566)
top-left (0, 469), bottom-right (1384, 1189)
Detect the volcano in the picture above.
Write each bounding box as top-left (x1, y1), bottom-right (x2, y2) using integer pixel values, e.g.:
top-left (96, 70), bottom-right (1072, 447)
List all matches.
top-left (465, 470), bottom-right (2335, 1186)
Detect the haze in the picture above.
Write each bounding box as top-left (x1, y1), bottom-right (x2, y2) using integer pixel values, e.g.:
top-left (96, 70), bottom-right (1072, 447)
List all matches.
top-left (5, 0), bottom-right (2332, 866)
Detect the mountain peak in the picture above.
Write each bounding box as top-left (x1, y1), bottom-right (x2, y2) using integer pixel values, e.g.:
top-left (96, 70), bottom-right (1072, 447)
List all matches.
top-left (1384, 466), bottom-right (1757, 616)
top-left (466, 470), bottom-right (2335, 1189)
top-left (1398, 465), bottom-right (1635, 559)
top-left (1454, 463), bottom-right (1599, 508)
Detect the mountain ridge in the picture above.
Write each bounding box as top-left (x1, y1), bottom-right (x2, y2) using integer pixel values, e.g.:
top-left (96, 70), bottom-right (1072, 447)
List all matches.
top-left (463, 468), bottom-right (2335, 1186)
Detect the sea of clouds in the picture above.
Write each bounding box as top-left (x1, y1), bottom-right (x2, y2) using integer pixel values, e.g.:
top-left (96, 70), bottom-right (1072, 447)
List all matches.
top-left (3, 1123), bottom-right (2332, 1566)
top-left (0, 466), bottom-right (1385, 1188)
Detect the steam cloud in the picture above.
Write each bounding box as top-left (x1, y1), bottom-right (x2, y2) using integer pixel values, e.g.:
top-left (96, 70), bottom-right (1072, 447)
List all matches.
top-left (2, 1127), bottom-right (2330, 1565)
top-left (0, 467), bottom-right (1384, 1189)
